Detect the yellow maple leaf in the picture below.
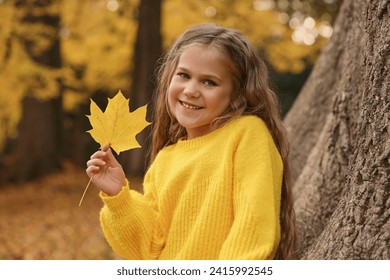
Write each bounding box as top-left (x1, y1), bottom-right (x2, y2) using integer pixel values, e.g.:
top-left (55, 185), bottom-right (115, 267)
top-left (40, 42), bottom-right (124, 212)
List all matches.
top-left (79, 90), bottom-right (150, 206)
top-left (87, 90), bottom-right (150, 154)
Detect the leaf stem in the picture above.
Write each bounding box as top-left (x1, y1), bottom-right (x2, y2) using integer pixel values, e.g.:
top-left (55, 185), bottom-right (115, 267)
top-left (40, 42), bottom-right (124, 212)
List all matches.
top-left (79, 174), bottom-right (94, 207)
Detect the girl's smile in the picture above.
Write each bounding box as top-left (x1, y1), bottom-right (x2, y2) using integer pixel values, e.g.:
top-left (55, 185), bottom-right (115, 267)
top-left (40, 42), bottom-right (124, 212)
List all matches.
top-left (167, 45), bottom-right (233, 139)
top-left (179, 100), bottom-right (204, 110)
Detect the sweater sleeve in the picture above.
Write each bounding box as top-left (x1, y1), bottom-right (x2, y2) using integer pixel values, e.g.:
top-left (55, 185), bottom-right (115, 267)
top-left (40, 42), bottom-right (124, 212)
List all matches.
top-left (219, 119), bottom-right (283, 260)
top-left (99, 172), bottom-right (165, 259)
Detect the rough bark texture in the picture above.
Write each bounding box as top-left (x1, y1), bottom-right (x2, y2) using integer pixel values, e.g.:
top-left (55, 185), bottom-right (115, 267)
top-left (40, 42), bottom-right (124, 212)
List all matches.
top-left (284, 0), bottom-right (390, 259)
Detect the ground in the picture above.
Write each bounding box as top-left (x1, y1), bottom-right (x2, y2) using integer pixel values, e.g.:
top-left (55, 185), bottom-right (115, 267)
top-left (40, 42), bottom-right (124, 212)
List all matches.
top-left (0, 162), bottom-right (143, 260)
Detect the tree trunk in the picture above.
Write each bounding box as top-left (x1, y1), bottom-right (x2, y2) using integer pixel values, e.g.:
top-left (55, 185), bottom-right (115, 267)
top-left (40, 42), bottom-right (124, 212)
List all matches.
top-left (9, 0), bottom-right (63, 183)
top-left (284, 0), bottom-right (390, 259)
top-left (121, 0), bottom-right (162, 178)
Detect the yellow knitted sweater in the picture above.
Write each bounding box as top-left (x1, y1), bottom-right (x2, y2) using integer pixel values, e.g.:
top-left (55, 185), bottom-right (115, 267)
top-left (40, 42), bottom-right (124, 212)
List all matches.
top-left (100, 116), bottom-right (283, 260)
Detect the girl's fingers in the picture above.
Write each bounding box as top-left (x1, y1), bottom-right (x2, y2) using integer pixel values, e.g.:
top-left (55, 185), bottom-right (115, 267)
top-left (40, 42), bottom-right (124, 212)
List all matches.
top-left (87, 158), bottom-right (107, 167)
top-left (91, 147), bottom-right (119, 167)
top-left (105, 148), bottom-right (120, 167)
top-left (86, 165), bottom-right (99, 176)
top-left (90, 151), bottom-right (107, 160)
top-left (89, 147), bottom-right (117, 168)
top-left (101, 144), bottom-right (110, 152)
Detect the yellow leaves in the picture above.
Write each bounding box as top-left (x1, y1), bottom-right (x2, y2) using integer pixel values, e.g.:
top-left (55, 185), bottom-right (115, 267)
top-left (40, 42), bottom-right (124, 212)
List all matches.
top-left (87, 90), bottom-right (150, 154)
top-left (161, 0), bottom-right (330, 74)
top-left (62, 0), bottom-right (136, 94)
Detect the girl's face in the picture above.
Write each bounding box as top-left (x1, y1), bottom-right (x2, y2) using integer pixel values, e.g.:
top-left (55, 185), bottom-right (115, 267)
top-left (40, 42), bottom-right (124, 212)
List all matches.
top-left (167, 45), bottom-right (233, 139)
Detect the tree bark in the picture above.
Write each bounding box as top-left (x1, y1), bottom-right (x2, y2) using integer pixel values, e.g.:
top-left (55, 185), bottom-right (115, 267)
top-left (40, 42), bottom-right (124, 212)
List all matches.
top-left (7, 0), bottom-right (63, 183)
top-left (284, 0), bottom-right (390, 259)
top-left (121, 0), bottom-right (162, 179)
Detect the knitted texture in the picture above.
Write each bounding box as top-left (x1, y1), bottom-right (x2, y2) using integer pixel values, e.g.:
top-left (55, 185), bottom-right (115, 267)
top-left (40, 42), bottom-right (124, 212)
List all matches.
top-left (100, 116), bottom-right (283, 259)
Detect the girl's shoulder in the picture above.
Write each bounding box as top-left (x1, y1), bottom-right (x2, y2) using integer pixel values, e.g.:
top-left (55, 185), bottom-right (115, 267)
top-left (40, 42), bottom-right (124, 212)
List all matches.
top-left (230, 115), bottom-right (264, 126)
top-left (227, 116), bottom-right (276, 148)
top-left (228, 115), bottom-right (270, 134)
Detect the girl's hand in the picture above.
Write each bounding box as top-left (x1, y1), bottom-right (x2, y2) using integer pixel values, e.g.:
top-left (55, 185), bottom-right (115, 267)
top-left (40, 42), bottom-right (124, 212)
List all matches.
top-left (86, 144), bottom-right (126, 196)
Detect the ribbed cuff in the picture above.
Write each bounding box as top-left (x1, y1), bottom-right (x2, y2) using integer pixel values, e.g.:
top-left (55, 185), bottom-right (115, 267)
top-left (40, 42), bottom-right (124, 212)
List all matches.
top-left (99, 181), bottom-right (132, 215)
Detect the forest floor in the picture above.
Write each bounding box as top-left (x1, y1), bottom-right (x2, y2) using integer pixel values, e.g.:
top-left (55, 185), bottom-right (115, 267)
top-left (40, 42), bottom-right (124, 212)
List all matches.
top-left (0, 162), bottom-right (143, 260)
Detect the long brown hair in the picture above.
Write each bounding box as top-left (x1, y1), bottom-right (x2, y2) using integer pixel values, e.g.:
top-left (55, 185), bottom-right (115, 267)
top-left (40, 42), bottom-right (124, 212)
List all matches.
top-left (150, 23), bottom-right (298, 259)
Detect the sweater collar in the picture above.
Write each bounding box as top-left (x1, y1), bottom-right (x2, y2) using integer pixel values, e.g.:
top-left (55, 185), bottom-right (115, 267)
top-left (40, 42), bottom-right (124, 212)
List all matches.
top-left (175, 118), bottom-right (236, 149)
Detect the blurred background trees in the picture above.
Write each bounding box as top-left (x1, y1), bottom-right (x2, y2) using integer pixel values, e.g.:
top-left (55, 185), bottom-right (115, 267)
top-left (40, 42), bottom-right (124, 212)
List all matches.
top-left (0, 0), bottom-right (342, 183)
top-left (4, 0), bottom-right (63, 183)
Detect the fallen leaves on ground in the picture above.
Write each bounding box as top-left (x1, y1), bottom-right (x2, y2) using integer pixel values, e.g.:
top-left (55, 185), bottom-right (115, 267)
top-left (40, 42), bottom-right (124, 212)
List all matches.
top-left (0, 162), bottom-right (143, 260)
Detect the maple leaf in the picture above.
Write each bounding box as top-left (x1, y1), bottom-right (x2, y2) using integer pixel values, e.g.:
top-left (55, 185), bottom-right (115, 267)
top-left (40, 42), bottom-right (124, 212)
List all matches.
top-left (87, 90), bottom-right (150, 154)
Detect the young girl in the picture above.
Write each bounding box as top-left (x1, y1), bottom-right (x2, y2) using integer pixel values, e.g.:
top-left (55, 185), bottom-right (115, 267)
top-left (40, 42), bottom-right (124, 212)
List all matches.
top-left (86, 23), bottom-right (297, 260)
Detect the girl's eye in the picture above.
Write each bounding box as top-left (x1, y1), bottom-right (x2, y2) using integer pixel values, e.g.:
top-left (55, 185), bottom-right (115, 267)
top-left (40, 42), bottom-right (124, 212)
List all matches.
top-left (178, 72), bottom-right (189, 79)
top-left (204, 80), bottom-right (217, 87)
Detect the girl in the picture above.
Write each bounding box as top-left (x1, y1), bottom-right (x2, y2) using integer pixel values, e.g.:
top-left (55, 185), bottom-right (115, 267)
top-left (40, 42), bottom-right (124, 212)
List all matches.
top-left (86, 23), bottom-right (297, 260)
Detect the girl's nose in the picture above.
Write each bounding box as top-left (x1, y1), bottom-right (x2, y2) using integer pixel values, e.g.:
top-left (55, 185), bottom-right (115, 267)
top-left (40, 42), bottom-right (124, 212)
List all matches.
top-left (183, 82), bottom-right (200, 98)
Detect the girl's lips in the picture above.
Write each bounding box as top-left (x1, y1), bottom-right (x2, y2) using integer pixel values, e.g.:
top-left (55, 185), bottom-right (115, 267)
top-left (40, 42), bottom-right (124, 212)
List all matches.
top-left (179, 100), bottom-right (204, 110)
